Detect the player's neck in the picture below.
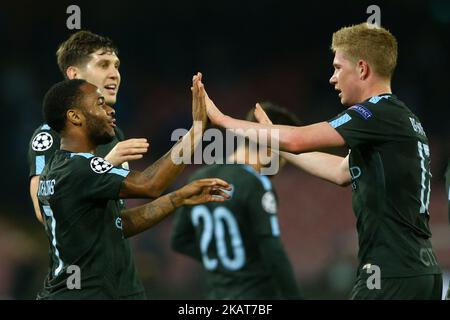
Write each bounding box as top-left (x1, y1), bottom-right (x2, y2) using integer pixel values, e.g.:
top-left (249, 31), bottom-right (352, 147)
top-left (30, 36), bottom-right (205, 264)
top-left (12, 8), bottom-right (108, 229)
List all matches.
top-left (60, 130), bottom-right (96, 154)
top-left (360, 79), bottom-right (392, 102)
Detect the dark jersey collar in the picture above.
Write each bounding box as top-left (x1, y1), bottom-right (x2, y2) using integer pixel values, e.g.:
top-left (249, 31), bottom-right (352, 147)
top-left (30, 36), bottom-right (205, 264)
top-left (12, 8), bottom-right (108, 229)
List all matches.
top-left (359, 93), bottom-right (398, 105)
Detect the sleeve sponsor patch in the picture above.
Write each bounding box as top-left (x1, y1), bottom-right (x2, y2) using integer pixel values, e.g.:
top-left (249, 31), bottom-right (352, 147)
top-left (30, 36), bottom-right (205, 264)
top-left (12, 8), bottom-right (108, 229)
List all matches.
top-left (32, 132), bottom-right (54, 151)
top-left (329, 113), bottom-right (352, 128)
top-left (348, 104), bottom-right (372, 120)
top-left (90, 157), bottom-right (113, 174)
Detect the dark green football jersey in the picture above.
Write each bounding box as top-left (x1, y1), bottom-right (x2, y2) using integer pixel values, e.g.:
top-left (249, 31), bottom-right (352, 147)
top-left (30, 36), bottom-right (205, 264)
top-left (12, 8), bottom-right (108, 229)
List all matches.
top-left (172, 164), bottom-right (300, 299)
top-left (36, 150), bottom-right (145, 299)
top-left (328, 94), bottom-right (441, 278)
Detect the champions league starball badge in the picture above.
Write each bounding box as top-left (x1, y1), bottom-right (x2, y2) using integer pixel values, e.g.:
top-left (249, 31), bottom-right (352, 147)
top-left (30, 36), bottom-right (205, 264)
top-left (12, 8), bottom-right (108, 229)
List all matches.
top-left (90, 157), bottom-right (113, 174)
top-left (32, 132), bottom-right (54, 152)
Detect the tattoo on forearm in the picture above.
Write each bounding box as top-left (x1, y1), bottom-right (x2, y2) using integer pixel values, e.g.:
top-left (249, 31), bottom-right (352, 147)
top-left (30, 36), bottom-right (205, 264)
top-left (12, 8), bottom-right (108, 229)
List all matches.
top-left (121, 193), bottom-right (176, 238)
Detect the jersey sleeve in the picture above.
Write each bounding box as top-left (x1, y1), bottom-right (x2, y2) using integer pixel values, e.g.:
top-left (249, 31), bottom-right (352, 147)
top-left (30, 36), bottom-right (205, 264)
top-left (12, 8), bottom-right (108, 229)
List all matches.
top-left (245, 174), bottom-right (281, 237)
top-left (257, 237), bottom-right (302, 299)
top-left (328, 102), bottom-right (393, 148)
top-left (243, 171), bottom-right (301, 298)
top-left (70, 154), bottom-right (130, 201)
top-left (28, 125), bottom-right (60, 178)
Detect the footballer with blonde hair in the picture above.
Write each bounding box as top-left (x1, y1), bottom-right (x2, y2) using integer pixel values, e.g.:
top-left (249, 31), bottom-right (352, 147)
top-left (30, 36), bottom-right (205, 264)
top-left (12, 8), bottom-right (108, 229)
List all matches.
top-left (203, 23), bottom-right (443, 299)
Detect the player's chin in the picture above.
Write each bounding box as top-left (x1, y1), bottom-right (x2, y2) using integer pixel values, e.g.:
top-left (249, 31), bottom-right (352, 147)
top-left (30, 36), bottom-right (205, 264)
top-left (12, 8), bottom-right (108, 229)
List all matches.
top-left (107, 128), bottom-right (116, 137)
top-left (105, 96), bottom-right (117, 106)
top-left (105, 97), bottom-right (117, 107)
top-left (94, 131), bottom-right (115, 145)
top-left (340, 96), bottom-right (352, 107)
top-left (105, 132), bottom-right (115, 144)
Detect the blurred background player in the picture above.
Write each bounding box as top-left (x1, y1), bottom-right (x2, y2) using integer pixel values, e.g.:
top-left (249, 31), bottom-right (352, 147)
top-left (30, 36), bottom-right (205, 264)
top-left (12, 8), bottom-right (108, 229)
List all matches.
top-left (28, 31), bottom-right (149, 224)
top-left (171, 103), bottom-right (302, 300)
top-left (205, 23), bottom-right (442, 299)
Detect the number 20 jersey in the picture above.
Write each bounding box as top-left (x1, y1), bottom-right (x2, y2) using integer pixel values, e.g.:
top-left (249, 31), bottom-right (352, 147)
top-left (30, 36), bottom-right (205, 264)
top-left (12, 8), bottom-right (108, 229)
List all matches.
top-left (173, 164), bottom-right (291, 298)
top-left (328, 94), bottom-right (441, 278)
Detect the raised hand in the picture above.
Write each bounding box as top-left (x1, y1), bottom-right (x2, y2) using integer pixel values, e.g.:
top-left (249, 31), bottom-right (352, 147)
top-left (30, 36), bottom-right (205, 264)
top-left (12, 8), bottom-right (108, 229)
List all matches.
top-left (173, 178), bottom-right (231, 206)
top-left (254, 103), bottom-right (273, 125)
top-left (104, 138), bottom-right (149, 166)
top-left (189, 72), bottom-right (226, 127)
top-left (191, 72), bottom-right (208, 130)
top-left (205, 93), bottom-right (225, 127)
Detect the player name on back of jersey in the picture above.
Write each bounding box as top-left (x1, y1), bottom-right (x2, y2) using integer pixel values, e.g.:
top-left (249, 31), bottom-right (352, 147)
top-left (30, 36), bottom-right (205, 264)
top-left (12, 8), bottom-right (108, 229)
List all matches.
top-left (37, 179), bottom-right (55, 197)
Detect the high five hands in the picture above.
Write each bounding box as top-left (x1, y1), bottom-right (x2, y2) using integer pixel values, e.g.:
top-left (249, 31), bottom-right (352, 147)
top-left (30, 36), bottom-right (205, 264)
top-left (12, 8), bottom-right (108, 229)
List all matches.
top-left (191, 72), bottom-right (226, 127)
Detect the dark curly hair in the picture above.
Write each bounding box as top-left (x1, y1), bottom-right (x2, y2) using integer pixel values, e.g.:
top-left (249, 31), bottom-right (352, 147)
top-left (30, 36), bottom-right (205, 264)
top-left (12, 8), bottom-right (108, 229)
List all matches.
top-left (43, 79), bottom-right (87, 133)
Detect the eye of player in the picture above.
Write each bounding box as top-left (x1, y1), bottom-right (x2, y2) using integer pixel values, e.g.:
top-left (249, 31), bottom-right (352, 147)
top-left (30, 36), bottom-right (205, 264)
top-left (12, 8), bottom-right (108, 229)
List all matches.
top-left (98, 60), bottom-right (109, 70)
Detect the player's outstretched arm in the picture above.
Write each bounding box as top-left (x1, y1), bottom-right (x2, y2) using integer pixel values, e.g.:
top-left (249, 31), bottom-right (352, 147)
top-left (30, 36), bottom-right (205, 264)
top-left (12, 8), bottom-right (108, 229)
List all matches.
top-left (204, 81), bottom-right (345, 153)
top-left (282, 152), bottom-right (351, 186)
top-left (254, 104), bottom-right (351, 186)
top-left (104, 138), bottom-right (149, 166)
top-left (121, 178), bottom-right (230, 238)
top-left (120, 73), bottom-right (208, 198)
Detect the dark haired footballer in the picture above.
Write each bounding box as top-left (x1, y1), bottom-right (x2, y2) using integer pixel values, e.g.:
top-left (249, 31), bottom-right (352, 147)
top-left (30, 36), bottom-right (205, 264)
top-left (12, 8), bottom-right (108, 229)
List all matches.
top-left (36, 78), bottom-right (230, 299)
top-left (29, 31), bottom-right (145, 225)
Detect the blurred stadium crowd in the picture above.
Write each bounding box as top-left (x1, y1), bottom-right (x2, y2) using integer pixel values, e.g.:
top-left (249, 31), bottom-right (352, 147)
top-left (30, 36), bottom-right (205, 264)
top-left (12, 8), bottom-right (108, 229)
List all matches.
top-left (0, 0), bottom-right (449, 299)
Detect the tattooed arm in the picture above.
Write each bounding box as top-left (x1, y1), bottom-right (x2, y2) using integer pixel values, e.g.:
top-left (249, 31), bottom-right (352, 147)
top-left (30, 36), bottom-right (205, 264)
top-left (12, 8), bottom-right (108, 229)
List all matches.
top-left (120, 73), bottom-right (208, 198)
top-left (121, 178), bottom-right (230, 237)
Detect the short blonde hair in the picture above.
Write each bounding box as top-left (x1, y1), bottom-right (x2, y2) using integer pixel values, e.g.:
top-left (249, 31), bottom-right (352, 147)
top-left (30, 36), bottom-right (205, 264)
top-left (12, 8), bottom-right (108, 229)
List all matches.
top-left (331, 23), bottom-right (398, 79)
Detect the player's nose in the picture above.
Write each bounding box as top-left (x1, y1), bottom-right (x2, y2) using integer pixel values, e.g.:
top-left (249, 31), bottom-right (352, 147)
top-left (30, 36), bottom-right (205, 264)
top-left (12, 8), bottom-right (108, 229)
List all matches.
top-left (108, 66), bottom-right (120, 80)
top-left (329, 74), bottom-right (337, 85)
top-left (105, 104), bottom-right (116, 117)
